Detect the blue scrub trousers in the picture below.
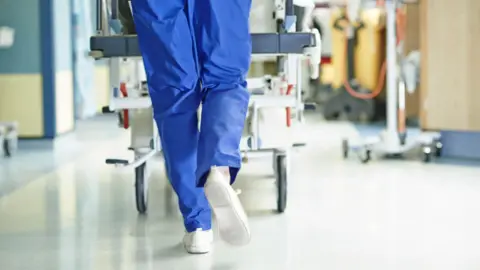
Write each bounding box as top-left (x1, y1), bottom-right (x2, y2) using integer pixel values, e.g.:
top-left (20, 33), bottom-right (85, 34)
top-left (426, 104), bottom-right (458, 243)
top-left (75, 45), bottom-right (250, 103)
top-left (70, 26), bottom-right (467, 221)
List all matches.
top-left (131, 0), bottom-right (252, 232)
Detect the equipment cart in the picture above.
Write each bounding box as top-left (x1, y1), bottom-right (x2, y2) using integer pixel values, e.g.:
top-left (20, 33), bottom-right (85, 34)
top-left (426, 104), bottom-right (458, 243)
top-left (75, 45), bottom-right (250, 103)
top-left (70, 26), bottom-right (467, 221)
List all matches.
top-left (90, 0), bottom-right (320, 214)
top-left (341, 0), bottom-right (442, 164)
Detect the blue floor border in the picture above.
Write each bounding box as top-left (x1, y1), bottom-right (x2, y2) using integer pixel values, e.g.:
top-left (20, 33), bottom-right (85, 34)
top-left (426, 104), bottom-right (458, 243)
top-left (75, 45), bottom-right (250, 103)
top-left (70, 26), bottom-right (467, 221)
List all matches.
top-left (440, 130), bottom-right (480, 160)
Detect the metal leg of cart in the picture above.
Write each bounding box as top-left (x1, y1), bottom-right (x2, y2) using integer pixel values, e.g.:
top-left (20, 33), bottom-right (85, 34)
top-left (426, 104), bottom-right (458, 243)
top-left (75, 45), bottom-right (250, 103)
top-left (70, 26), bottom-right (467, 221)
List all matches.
top-left (241, 82), bottom-right (303, 213)
top-left (273, 149), bottom-right (288, 213)
top-left (103, 65), bottom-right (160, 214)
top-left (0, 122), bottom-right (18, 158)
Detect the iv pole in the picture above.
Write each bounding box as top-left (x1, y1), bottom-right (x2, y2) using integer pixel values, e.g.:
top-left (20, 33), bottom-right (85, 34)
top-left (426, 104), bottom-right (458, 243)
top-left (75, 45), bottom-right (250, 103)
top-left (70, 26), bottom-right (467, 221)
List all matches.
top-left (343, 0), bottom-right (442, 163)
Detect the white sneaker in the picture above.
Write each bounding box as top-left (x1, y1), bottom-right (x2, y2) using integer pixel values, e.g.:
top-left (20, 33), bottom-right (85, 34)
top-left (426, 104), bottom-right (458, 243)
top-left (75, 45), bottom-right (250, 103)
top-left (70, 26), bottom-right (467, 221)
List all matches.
top-left (183, 229), bottom-right (213, 254)
top-left (204, 167), bottom-right (251, 246)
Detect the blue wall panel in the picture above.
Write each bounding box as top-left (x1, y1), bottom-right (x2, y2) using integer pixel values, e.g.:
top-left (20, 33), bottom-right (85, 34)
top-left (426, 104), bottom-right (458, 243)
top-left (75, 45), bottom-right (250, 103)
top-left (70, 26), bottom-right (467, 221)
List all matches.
top-left (0, 0), bottom-right (41, 74)
top-left (41, 0), bottom-right (74, 138)
top-left (440, 131), bottom-right (480, 160)
top-left (40, 0), bottom-right (56, 138)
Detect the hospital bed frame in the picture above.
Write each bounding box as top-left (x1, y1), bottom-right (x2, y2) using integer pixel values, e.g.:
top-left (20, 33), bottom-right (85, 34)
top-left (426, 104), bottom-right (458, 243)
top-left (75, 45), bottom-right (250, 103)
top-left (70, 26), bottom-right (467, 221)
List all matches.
top-left (90, 0), bottom-right (319, 214)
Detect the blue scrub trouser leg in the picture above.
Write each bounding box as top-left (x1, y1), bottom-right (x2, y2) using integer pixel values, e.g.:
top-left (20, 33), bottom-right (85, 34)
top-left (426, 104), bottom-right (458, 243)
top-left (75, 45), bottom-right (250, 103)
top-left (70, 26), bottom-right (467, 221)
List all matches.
top-left (131, 0), bottom-right (211, 232)
top-left (194, 0), bottom-right (253, 185)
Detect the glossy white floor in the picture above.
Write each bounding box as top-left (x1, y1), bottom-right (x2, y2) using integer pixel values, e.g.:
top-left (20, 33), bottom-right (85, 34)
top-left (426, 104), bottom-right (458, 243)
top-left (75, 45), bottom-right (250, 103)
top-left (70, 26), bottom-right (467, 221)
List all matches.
top-left (1, 115), bottom-right (480, 270)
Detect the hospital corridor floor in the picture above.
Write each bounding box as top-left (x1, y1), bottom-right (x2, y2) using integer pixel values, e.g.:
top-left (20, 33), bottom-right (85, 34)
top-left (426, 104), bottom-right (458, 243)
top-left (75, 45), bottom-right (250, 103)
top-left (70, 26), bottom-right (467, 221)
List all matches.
top-left (1, 115), bottom-right (480, 270)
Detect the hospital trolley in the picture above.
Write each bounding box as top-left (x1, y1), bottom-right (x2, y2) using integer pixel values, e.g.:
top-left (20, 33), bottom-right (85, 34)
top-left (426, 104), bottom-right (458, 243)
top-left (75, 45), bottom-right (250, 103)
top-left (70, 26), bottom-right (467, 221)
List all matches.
top-left (90, 0), bottom-right (320, 214)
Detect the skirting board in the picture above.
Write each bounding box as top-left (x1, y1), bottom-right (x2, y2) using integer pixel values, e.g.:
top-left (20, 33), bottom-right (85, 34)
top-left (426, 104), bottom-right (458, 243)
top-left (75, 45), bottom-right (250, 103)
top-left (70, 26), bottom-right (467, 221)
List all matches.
top-left (440, 131), bottom-right (480, 160)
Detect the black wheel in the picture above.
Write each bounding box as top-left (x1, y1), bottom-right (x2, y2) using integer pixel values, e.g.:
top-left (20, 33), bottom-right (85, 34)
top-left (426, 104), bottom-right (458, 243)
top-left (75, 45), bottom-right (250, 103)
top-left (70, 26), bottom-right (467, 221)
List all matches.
top-left (3, 139), bottom-right (11, 157)
top-left (359, 149), bottom-right (371, 164)
top-left (117, 112), bottom-right (124, 127)
top-left (422, 146), bottom-right (432, 163)
top-left (276, 155), bottom-right (287, 213)
top-left (342, 139), bottom-right (349, 159)
top-left (150, 138), bottom-right (155, 150)
top-left (135, 162), bottom-right (148, 214)
top-left (434, 140), bottom-right (443, 157)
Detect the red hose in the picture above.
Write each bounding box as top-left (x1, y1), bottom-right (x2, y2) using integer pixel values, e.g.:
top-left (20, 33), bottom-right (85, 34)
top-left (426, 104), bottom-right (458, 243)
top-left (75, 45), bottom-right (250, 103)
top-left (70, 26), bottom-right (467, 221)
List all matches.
top-left (342, 1), bottom-right (406, 100)
top-left (285, 84), bottom-right (294, 127)
top-left (119, 83), bottom-right (129, 129)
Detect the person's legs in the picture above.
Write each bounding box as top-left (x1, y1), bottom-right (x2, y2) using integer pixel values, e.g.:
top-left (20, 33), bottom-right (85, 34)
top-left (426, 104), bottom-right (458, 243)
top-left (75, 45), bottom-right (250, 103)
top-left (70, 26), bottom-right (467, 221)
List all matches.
top-left (131, 0), bottom-right (211, 237)
top-left (194, 0), bottom-right (253, 245)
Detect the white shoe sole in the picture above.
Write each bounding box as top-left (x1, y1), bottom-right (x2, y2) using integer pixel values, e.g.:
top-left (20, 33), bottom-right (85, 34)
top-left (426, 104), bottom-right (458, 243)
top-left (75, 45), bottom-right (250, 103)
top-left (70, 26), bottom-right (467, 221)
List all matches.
top-left (204, 170), bottom-right (251, 246)
top-left (184, 244), bottom-right (211, 254)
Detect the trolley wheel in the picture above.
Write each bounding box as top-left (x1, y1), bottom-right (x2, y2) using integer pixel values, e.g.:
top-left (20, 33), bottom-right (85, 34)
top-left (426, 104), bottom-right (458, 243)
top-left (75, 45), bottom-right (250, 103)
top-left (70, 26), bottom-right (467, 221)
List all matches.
top-left (135, 162), bottom-right (148, 214)
top-left (342, 139), bottom-right (349, 159)
top-left (117, 112), bottom-right (124, 127)
top-left (422, 146), bottom-right (432, 163)
top-left (3, 139), bottom-right (11, 157)
top-left (433, 140), bottom-right (443, 157)
top-left (276, 154), bottom-right (288, 213)
top-left (359, 148), bottom-right (371, 164)
top-left (150, 138), bottom-right (155, 150)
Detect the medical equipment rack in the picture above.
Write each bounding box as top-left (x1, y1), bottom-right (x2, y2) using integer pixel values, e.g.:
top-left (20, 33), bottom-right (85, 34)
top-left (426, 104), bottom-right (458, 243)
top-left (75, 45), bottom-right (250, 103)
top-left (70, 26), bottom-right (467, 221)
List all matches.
top-left (341, 0), bottom-right (441, 164)
top-left (90, 0), bottom-right (319, 214)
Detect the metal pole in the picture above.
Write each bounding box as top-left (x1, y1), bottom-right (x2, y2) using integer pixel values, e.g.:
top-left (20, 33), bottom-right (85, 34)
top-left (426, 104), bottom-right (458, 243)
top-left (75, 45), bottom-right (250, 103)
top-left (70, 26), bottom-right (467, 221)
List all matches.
top-left (96, 0), bottom-right (110, 35)
top-left (96, 0), bottom-right (103, 32)
top-left (109, 58), bottom-right (121, 110)
top-left (111, 0), bottom-right (119, 20)
top-left (296, 56), bottom-right (303, 122)
top-left (285, 0), bottom-right (294, 16)
top-left (385, 0), bottom-right (398, 136)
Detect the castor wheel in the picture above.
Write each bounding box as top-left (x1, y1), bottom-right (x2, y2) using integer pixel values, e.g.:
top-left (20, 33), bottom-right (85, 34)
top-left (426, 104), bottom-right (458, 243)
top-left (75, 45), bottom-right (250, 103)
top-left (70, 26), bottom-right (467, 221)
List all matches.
top-left (433, 140), bottom-right (443, 157)
top-left (275, 154), bottom-right (288, 213)
top-left (358, 148), bottom-right (371, 164)
top-left (342, 139), bottom-right (349, 159)
top-left (117, 112), bottom-right (125, 127)
top-left (422, 146), bottom-right (432, 163)
top-left (3, 138), bottom-right (16, 157)
top-left (149, 138), bottom-right (156, 150)
top-left (3, 139), bottom-right (10, 157)
top-left (135, 162), bottom-right (148, 214)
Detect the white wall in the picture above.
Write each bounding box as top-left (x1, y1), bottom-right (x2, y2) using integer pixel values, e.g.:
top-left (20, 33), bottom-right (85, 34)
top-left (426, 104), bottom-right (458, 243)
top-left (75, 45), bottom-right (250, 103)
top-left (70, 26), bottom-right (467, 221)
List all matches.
top-left (250, 0), bottom-right (277, 33)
